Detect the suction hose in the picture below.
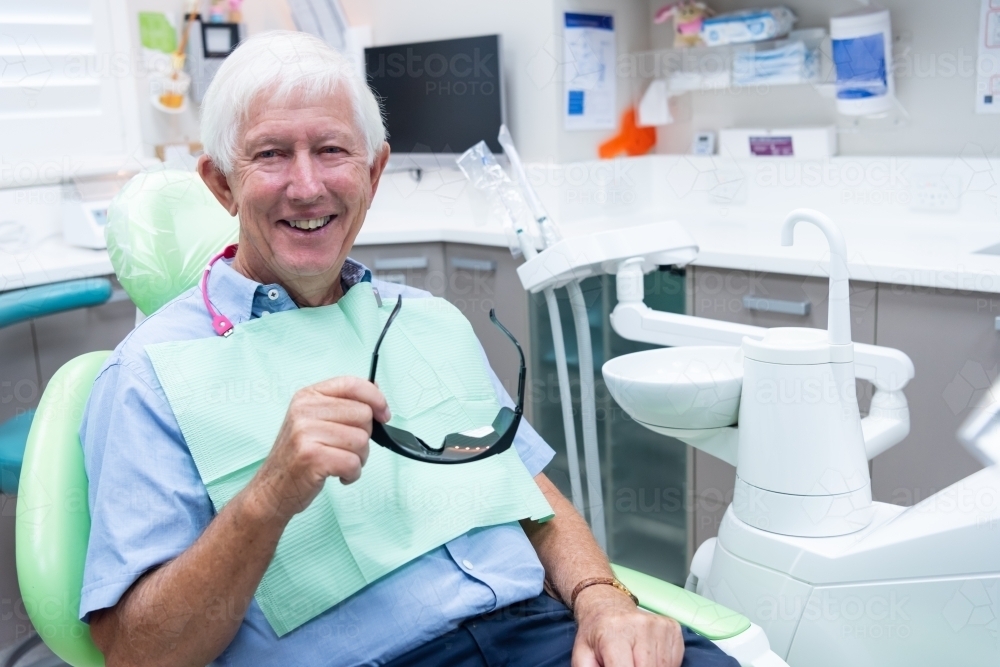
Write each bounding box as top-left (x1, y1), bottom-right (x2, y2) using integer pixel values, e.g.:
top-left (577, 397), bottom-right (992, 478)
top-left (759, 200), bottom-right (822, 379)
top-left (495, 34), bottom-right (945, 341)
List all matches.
top-left (496, 124), bottom-right (606, 548)
top-left (543, 287), bottom-right (585, 513)
top-left (516, 230), bottom-right (585, 514)
top-left (566, 281), bottom-right (607, 551)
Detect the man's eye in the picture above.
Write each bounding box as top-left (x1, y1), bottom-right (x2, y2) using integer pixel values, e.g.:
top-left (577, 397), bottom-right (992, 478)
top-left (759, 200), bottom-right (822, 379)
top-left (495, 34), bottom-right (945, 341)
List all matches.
top-left (322, 146), bottom-right (343, 154)
top-left (256, 150), bottom-right (278, 159)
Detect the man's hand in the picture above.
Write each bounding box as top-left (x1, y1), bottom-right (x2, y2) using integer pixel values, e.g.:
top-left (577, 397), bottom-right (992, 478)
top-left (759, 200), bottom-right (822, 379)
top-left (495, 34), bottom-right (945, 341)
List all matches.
top-left (572, 586), bottom-right (684, 667)
top-left (247, 376), bottom-right (390, 520)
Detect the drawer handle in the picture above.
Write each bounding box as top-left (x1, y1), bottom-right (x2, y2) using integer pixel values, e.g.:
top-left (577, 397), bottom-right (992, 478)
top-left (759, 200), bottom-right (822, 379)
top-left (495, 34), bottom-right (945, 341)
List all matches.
top-left (742, 296), bottom-right (811, 316)
top-left (450, 257), bottom-right (497, 272)
top-left (372, 256), bottom-right (428, 271)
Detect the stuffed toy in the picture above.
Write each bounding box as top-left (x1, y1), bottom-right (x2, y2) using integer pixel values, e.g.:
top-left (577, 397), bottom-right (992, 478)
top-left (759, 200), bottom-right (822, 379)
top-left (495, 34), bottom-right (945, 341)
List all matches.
top-left (654, 1), bottom-right (715, 48)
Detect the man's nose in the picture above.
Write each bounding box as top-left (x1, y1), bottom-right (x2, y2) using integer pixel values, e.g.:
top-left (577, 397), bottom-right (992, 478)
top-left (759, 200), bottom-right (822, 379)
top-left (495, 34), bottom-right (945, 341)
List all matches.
top-left (285, 152), bottom-right (325, 203)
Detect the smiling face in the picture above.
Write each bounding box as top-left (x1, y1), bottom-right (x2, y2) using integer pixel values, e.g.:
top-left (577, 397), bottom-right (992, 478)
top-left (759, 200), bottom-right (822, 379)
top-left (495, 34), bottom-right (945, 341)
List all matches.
top-left (199, 86), bottom-right (389, 307)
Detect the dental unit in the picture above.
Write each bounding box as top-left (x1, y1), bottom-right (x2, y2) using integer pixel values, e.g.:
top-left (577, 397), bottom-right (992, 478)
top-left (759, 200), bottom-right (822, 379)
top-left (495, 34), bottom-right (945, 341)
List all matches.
top-left (465, 131), bottom-right (998, 665)
top-left (598, 210), bottom-right (998, 666)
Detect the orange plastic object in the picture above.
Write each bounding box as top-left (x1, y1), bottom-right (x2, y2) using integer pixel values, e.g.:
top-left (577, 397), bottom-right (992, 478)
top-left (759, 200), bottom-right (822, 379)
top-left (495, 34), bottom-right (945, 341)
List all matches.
top-left (599, 108), bottom-right (657, 159)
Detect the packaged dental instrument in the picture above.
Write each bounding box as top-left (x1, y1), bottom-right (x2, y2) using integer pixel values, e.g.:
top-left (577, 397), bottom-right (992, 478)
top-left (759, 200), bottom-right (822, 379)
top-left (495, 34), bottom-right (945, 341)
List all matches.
top-left (732, 40), bottom-right (818, 87)
top-left (700, 7), bottom-right (796, 46)
top-left (456, 141), bottom-right (539, 259)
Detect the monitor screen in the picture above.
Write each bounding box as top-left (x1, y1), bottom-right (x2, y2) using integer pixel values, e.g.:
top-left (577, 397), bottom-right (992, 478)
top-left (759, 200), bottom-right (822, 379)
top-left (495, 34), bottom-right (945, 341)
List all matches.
top-left (365, 35), bottom-right (504, 155)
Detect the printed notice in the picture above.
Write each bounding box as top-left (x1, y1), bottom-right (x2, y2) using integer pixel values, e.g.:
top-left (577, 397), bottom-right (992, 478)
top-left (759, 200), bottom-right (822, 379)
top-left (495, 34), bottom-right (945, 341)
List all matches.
top-left (977, 0), bottom-right (1000, 113)
top-left (563, 13), bottom-right (616, 130)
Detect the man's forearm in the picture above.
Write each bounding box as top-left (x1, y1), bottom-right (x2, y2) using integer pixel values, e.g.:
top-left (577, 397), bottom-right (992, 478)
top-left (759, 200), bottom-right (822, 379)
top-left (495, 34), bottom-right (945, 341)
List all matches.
top-left (521, 473), bottom-right (616, 610)
top-left (91, 486), bottom-right (288, 667)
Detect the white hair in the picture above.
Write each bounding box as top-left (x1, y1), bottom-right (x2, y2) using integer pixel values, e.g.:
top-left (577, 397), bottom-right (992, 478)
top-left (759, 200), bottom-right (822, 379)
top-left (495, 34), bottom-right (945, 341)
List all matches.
top-left (200, 30), bottom-right (385, 174)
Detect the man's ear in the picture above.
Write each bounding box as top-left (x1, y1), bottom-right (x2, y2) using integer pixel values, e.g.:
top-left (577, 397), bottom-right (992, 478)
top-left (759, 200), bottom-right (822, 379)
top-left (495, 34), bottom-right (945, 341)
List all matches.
top-left (197, 155), bottom-right (239, 217)
top-left (367, 142), bottom-right (391, 204)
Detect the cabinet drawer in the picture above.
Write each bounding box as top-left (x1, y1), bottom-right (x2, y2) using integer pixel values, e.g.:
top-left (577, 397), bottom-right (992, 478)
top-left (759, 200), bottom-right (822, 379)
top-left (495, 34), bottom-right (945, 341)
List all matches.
top-left (444, 243), bottom-right (529, 407)
top-left (872, 285), bottom-right (996, 504)
top-left (691, 266), bottom-right (877, 338)
top-left (347, 243), bottom-right (446, 297)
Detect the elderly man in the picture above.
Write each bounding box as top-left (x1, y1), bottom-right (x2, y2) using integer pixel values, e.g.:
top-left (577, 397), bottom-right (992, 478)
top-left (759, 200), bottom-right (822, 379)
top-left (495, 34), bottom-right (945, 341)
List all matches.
top-left (80, 31), bottom-right (738, 667)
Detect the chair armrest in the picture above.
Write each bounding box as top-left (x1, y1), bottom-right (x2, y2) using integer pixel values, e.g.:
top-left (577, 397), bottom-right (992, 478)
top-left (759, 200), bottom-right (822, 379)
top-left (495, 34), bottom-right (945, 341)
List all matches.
top-left (0, 278), bottom-right (113, 328)
top-left (611, 564), bottom-right (751, 640)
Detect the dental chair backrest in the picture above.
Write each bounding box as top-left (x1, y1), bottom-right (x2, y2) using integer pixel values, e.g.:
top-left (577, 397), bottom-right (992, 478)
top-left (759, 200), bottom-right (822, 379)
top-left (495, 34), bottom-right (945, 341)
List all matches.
top-left (105, 169), bottom-right (238, 316)
top-left (15, 170), bottom-right (236, 666)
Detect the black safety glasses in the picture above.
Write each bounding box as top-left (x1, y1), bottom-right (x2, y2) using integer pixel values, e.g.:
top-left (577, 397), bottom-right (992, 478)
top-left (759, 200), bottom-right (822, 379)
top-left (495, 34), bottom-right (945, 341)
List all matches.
top-left (368, 296), bottom-right (525, 464)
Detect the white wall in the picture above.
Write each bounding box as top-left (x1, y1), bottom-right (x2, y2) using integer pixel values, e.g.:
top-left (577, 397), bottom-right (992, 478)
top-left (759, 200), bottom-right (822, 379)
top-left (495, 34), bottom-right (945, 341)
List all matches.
top-left (645, 0), bottom-right (1000, 157)
top-left (342, 0), bottom-right (562, 162)
top-left (125, 0), bottom-right (999, 160)
top-left (554, 0), bottom-right (652, 162)
top-left (124, 0), bottom-right (295, 156)
top-left (344, 0), bottom-right (651, 163)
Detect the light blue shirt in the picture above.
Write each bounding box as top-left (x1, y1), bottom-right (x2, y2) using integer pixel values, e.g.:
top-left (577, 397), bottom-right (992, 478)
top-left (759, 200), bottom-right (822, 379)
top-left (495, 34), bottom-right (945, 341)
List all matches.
top-left (79, 257), bottom-right (555, 666)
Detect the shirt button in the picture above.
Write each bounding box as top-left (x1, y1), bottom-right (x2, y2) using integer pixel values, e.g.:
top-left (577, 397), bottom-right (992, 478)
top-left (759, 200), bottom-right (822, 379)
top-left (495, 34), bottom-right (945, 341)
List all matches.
top-left (462, 559), bottom-right (474, 570)
top-left (267, 288), bottom-right (279, 300)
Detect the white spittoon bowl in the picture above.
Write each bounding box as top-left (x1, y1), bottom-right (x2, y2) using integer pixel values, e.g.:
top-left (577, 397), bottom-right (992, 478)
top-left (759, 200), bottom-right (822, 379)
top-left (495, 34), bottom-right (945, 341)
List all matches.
top-left (602, 346), bottom-right (743, 430)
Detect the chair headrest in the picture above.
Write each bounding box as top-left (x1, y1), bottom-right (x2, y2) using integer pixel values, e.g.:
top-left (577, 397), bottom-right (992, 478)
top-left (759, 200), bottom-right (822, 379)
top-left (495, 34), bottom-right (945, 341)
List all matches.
top-left (107, 169), bottom-right (238, 315)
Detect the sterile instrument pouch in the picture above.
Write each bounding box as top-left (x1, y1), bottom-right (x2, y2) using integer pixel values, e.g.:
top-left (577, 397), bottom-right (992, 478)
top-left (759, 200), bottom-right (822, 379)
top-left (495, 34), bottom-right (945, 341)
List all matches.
top-left (145, 282), bottom-right (553, 636)
top-left (456, 141), bottom-right (539, 259)
top-left (106, 169), bottom-right (238, 316)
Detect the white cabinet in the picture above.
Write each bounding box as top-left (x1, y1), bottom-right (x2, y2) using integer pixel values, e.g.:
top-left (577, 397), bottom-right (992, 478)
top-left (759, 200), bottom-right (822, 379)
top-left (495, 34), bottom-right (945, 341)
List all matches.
top-left (347, 242), bottom-right (447, 298)
top-left (870, 285), bottom-right (994, 503)
top-left (349, 242), bottom-right (532, 418)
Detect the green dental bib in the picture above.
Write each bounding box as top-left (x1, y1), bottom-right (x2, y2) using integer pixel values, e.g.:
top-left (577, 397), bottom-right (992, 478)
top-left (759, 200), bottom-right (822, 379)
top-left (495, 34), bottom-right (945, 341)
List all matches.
top-left (146, 283), bottom-right (553, 636)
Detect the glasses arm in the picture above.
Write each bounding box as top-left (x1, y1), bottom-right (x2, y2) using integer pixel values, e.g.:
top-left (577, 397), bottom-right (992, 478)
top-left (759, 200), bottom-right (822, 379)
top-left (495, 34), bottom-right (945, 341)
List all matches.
top-left (368, 295), bottom-right (402, 382)
top-left (489, 308), bottom-right (525, 414)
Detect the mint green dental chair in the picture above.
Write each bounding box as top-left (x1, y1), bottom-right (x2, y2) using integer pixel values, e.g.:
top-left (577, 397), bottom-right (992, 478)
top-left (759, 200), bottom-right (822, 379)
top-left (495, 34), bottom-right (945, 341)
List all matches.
top-left (14, 170), bottom-right (762, 667)
top-left (0, 279), bottom-right (114, 497)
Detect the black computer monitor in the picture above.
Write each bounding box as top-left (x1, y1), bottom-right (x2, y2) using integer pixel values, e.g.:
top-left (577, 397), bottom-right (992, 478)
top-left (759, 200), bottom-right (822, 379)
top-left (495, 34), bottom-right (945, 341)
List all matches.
top-left (365, 35), bottom-right (504, 156)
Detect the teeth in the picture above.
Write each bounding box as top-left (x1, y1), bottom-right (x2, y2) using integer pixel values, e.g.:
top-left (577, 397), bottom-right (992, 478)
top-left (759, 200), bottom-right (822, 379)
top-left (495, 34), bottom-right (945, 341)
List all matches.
top-left (287, 216), bottom-right (330, 230)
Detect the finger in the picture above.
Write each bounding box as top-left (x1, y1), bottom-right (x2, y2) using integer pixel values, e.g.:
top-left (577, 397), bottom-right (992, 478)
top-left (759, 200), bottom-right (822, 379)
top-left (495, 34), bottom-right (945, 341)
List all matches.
top-left (300, 397), bottom-right (375, 430)
top-left (314, 422), bottom-right (372, 465)
top-left (601, 636), bottom-right (637, 667)
top-left (632, 628), bottom-right (658, 667)
top-left (649, 618), bottom-right (683, 667)
top-left (315, 445), bottom-right (364, 484)
top-left (666, 623), bottom-right (684, 667)
top-left (312, 376), bottom-right (391, 422)
top-left (571, 640), bottom-right (600, 667)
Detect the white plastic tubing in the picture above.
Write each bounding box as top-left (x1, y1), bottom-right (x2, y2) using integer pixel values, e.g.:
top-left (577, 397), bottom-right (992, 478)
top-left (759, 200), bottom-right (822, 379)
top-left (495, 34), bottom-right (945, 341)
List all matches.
top-left (565, 281), bottom-right (607, 550)
top-left (455, 140), bottom-right (585, 514)
top-left (497, 126), bottom-right (606, 550)
top-left (542, 275), bottom-right (586, 514)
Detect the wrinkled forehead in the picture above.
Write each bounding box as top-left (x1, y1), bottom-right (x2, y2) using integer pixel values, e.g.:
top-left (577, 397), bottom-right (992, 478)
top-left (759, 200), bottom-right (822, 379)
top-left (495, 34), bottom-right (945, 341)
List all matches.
top-left (238, 81), bottom-right (363, 148)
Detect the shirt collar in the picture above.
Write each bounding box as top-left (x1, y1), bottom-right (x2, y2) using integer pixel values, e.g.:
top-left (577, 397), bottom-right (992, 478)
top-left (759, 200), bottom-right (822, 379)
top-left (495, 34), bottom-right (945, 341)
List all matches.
top-left (205, 256), bottom-right (372, 326)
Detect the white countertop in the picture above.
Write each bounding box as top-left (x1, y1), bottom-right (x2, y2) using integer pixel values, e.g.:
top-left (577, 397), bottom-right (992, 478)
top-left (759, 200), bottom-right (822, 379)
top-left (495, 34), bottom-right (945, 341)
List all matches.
top-left (682, 214), bottom-right (1000, 293)
top-left (0, 236), bottom-right (115, 292)
top-left (5, 155), bottom-right (1000, 294)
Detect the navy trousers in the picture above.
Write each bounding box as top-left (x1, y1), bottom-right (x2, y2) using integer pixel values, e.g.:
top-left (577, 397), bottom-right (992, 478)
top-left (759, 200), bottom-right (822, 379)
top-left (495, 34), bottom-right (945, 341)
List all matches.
top-left (384, 593), bottom-right (740, 667)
